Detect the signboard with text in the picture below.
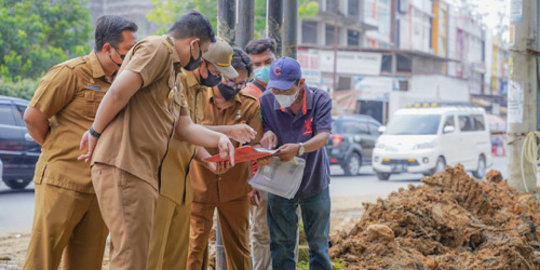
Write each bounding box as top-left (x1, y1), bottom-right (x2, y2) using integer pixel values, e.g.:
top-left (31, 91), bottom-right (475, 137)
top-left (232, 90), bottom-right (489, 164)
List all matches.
top-left (319, 50), bottom-right (382, 76)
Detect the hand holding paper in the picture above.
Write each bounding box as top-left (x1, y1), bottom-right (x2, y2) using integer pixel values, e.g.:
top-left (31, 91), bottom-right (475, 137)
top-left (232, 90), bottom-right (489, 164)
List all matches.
top-left (204, 146), bottom-right (279, 163)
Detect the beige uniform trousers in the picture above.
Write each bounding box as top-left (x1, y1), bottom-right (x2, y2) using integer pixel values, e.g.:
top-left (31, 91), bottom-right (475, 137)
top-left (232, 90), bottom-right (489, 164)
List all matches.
top-left (91, 164), bottom-right (158, 270)
top-left (23, 183), bottom-right (108, 270)
top-left (249, 190), bottom-right (272, 270)
top-left (146, 195), bottom-right (191, 269)
top-left (187, 197), bottom-right (251, 270)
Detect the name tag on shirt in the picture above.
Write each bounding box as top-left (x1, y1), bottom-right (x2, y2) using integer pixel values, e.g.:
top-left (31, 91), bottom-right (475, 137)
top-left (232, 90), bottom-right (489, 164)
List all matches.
top-left (88, 85), bottom-right (102, 91)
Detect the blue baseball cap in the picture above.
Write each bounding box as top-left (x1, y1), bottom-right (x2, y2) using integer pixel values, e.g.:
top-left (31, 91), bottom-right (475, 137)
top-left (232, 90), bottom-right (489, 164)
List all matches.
top-left (266, 57), bottom-right (302, 91)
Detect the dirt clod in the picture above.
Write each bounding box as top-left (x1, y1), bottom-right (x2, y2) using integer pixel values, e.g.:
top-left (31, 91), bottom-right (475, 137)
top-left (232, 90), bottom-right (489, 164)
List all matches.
top-left (330, 165), bottom-right (540, 270)
top-left (366, 224), bottom-right (394, 242)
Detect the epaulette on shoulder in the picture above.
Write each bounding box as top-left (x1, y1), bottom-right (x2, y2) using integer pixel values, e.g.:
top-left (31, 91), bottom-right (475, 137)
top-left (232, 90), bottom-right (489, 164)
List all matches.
top-left (65, 57), bottom-right (86, 69)
top-left (239, 90), bottom-right (257, 101)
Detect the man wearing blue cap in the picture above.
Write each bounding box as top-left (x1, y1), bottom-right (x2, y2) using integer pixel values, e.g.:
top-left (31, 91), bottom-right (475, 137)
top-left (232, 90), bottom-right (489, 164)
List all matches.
top-left (258, 57), bottom-right (332, 269)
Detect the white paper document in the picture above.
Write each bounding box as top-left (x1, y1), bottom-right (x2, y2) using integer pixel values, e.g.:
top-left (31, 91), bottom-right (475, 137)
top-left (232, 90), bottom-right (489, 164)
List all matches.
top-left (249, 157), bottom-right (305, 199)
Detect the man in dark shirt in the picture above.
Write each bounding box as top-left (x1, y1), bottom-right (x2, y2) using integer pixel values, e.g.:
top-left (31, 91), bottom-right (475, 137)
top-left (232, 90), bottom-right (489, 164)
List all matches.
top-left (258, 57), bottom-right (332, 270)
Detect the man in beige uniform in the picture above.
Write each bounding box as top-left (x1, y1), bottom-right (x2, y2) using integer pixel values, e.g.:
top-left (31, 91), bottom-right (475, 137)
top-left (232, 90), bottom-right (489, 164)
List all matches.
top-left (78, 11), bottom-right (235, 270)
top-left (188, 47), bottom-right (263, 270)
top-left (22, 16), bottom-right (137, 270)
top-left (147, 39), bottom-right (240, 270)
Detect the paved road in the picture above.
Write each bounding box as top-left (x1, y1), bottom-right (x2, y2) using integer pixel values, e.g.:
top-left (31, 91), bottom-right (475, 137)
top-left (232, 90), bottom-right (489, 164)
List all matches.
top-left (0, 157), bottom-right (512, 236)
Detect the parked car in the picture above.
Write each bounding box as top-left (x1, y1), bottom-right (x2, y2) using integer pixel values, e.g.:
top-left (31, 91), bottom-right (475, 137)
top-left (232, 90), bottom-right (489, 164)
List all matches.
top-left (372, 106), bottom-right (492, 181)
top-left (326, 115), bottom-right (382, 176)
top-left (0, 96), bottom-right (40, 189)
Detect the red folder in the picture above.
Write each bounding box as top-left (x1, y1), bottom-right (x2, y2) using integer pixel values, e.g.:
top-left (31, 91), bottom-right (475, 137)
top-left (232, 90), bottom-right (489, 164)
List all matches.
top-left (204, 146), bottom-right (278, 163)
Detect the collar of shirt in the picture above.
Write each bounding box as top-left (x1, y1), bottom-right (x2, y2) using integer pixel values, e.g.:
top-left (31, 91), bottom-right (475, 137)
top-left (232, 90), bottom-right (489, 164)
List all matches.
top-left (88, 50), bottom-right (106, 79)
top-left (274, 84), bottom-right (313, 116)
top-left (184, 69), bottom-right (201, 89)
top-left (163, 35), bottom-right (181, 64)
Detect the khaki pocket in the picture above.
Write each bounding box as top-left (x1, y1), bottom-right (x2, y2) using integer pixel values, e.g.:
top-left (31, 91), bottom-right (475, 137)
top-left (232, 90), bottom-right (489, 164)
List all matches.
top-left (33, 163), bottom-right (47, 185)
top-left (77, 89), bottom-right (105, 118)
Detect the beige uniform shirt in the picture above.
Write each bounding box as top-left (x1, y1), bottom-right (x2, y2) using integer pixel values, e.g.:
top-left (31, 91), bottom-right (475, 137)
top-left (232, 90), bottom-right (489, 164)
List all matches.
top-left (30, 51), bottom-right (110, 193)
top-left (92, 35), bottom-right (189, 190)
top-left (189, 91), bottom-right (263, 203)
top-left (159, 70), bottom-right (208, 204)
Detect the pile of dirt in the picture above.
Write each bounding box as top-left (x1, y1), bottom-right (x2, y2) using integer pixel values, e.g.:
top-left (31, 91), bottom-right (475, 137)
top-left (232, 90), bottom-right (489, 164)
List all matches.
top-left (329, 165), bottom-right (540, 270)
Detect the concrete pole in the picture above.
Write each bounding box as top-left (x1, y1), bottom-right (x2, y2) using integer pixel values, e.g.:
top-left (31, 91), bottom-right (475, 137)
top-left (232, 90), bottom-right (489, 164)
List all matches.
top-left (236, 0), bottom-right (255, 49)
top-left (216, 3), bottom-right (235, 263)
top-left (218, 0), bottom-right (236, 43)
top-left (267, 0), bottom-right (283, 56)
top-left (507, 0), bottom-right (537, 192)
top-left (282, 0), bottom-right (298, 58)
top-left (332, 3), bottom-right (339, 93)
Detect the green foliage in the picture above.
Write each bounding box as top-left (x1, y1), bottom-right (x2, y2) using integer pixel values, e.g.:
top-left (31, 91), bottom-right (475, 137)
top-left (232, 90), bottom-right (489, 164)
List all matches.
top-left (0, 78), bottom-right (39, 100)
top-left (0, 0), bottom-right (92, 82)
top-left (147, 0), bottom-right (218, 35)
top-left (333, 261), bottom-right (346, 270)
top-left (297, 259), bottom-right (309, 270)
top-left (148, 0), bottom-right (319, 40)
top-left (254, 0), bottom-right (268, 39)
top-left (299, 0), bottom-right (319, 19)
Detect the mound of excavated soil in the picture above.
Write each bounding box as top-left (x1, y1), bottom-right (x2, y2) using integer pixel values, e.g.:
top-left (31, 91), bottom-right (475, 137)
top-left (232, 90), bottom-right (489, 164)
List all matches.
top-left (329, 165), bottom-right (540, 270)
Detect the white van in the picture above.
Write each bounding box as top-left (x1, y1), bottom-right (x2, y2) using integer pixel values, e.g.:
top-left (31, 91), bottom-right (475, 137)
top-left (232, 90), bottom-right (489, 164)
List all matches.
top-left (372, 106), bottom-right (492, 180)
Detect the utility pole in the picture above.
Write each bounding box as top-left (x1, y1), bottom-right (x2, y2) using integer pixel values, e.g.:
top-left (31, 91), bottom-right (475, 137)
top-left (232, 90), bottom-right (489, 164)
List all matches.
top-left (332, 3), bottom-right (339, 94)
top-left (216, 2), bottom-right (235, 267)
top-left (236, 0), bottom-right (255, 49)
top-left (507, 0), bottom-right (537, 192)
top-left (267, 0), bottom-right (283, 56)
top-left (282, 0), bottom-right (298, 58)
top-left (218, 0), bottom-right (236, 43)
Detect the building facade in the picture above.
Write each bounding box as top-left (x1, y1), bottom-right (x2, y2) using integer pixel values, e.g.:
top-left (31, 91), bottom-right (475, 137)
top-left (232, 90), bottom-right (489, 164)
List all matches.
top-left (298, 0), bottom-right (507, 123)
top-left (86, 0), bottom-right (508, 123)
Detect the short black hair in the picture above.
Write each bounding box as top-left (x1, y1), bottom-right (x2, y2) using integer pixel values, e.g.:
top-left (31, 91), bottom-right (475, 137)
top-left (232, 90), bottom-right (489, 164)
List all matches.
top-left (169, 10), bottom-right (216, 43)
top-left (95, 15), bottom-right (138, 51)
top-left (232, 47), bottom-right (253, 77)
top-left (245, 38), bottom-right (277, 55)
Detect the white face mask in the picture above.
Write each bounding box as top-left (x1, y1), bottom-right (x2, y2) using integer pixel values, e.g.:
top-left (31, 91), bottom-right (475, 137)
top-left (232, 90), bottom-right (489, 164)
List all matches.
top-left (274, 88), bottom-right (299, 108)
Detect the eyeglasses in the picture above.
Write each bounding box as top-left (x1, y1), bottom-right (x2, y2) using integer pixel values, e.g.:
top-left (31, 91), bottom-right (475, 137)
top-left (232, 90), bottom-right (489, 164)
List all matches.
top-left (224, 77), bottom-right (247, 90)
top-left (113, 47), bottom-right (126, 60)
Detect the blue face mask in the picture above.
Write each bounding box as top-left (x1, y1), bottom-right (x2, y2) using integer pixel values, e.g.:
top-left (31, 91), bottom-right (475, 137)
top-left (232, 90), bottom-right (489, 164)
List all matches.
top-left (253, 66), bottom-right (271, 84)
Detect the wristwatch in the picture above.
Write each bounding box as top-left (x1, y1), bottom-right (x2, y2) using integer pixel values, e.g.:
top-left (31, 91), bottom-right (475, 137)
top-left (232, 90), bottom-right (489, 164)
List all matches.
top-left (89, 126), bottom-right (101, 139)
top-left (297, 143), bottom-right (305, 156)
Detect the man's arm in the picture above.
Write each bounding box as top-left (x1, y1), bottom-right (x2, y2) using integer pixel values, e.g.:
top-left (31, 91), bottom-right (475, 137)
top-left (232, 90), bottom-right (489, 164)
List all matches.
top-left (175, 115), bottom-right (236, 164)
top-left (23, 108), bottom-right (49, 145)
top-left (25, 65), bottom-right (78, 145)
top-left (276, 132), bottom-right (330, 162)
top-left (78, 70), bottom-right (142, 162)
top-left (92, 71), bottom-right (142, 132)
top-left (204, 124), bottom-right (257, 144)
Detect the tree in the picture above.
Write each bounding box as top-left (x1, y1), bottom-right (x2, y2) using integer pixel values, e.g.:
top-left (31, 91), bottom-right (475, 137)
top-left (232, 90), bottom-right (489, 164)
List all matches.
top-left (147, 0), bottom-right (319, 40)
top-left (0, 0), bottom-right (92, 82)
top-left (146, 0), bottom-right (218, 35)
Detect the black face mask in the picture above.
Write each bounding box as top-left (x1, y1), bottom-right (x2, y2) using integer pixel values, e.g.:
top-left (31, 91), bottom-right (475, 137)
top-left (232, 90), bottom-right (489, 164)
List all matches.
top-left (218, 83), bottom-right (240, 101)
top-left (109, 55), bottom-right (124, 68)
top-left (110, 47), bottom-right (125, 67)
top-left (200, 72), bottom-right (222, 87)
top-left (184, 44), bottom-right (202, 71)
